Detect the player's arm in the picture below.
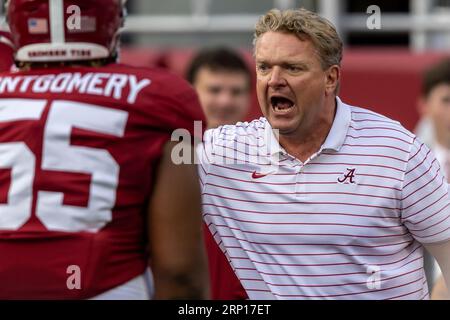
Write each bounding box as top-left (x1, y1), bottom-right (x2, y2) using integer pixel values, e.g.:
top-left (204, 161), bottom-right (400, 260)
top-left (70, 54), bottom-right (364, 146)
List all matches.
top-left (148, 140), bottom-right (209, 299)
top-left (425, 241), bottom-right (450, 300)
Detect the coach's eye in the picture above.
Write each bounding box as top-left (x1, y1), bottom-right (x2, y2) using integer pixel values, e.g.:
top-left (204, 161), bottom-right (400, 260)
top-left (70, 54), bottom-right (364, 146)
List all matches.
top-left (287, 65), bottom-right (302, 73)
top-left (256, 64), bottom-right (270, 73)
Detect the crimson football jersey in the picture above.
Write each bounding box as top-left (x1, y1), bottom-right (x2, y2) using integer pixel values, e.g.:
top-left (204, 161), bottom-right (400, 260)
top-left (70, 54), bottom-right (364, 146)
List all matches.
top-left (0, 63), bottom-right (205, 299)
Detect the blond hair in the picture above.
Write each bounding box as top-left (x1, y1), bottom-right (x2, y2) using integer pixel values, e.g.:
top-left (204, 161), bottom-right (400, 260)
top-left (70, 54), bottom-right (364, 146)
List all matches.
top-left (254, 8), bottom-right (343, 70)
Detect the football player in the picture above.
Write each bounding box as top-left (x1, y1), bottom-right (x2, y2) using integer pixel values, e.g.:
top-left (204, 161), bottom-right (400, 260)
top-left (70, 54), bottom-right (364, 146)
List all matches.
top-left (0, 0), bottom-right (209, 299)
top-left (0, 29), bottom-right (14, 71)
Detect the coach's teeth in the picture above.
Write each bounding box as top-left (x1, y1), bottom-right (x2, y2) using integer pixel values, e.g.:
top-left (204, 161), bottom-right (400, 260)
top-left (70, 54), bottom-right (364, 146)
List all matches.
top-left (275, 105), bottom-right (293, 113)
top-left (271, 97), bottom-right (294, 112)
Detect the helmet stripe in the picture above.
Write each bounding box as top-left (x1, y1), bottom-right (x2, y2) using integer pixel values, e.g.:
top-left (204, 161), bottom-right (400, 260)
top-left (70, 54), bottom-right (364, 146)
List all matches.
top-left (49, 0), bottom-right (65, 44)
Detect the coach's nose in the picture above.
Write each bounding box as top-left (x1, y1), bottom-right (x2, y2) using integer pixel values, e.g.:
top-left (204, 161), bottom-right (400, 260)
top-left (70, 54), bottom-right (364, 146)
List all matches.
top-left (268, 66), bottom-right (287, 88)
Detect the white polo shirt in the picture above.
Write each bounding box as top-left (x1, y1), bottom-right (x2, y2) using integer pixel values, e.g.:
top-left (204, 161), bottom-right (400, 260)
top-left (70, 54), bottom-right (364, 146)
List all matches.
top-left (423, 141), bottom-right (449, 283)
top-left (198, 97), bottom-right (450, 300)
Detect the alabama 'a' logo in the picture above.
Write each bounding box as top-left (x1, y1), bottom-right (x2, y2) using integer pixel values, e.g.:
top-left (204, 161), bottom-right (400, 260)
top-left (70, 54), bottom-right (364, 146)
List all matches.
top-left (338, 168), bottom-right (356, 184)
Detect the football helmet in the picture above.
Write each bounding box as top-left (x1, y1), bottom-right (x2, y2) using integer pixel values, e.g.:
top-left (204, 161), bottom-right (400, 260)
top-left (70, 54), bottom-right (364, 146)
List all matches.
top-left (0, 30), bottom-right (14, 71)
top-left (0, 30), bottom-right (14, 49)
top-left (6, 0), bottom-right (127, 62)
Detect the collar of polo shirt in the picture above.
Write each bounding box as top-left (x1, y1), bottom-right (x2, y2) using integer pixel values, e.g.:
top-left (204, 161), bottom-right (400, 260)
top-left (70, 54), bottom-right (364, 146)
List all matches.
top-left (263, 96), bottom-right (351, 160)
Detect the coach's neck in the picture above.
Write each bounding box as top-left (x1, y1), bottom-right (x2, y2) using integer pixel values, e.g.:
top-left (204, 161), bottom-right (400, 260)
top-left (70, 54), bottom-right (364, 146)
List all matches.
top-left (278, 96), bottom-right (337, 163)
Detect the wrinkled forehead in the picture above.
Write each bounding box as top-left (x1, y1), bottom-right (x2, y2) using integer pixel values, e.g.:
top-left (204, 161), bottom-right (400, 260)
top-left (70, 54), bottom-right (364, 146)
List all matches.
top-left (254, 31), bottom-right (320, 64)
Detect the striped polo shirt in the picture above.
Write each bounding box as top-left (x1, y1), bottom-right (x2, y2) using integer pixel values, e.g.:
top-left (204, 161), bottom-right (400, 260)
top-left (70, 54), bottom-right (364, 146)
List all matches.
top-left (198, 97), bottom-right (450, 300)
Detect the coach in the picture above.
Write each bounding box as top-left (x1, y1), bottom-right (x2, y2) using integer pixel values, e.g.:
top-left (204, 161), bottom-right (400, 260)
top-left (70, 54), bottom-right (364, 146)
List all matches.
top-left (198, 8), bottom-right (450, 299)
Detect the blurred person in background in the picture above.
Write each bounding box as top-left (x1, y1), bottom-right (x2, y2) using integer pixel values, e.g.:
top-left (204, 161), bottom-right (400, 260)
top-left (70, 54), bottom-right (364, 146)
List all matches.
top-left (416, 58), bottom-right (450, 299)
top-left (187, 47), bottom-right (252, 299)
top-left (186, 47), bottom-right (251, 129)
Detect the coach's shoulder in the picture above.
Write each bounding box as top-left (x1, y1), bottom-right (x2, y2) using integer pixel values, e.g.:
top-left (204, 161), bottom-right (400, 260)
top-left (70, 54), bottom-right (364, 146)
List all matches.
top-left (204, 117), bottom-right (267, 147)
top-left (349, 105), bottom-right (400, 125)
top-left (348, 104), bottom-right (415, 141)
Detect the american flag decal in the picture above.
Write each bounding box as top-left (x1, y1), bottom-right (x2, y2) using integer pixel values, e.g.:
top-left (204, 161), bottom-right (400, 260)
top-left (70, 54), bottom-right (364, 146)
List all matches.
top-left (28, 18), bottom-right (49, 34)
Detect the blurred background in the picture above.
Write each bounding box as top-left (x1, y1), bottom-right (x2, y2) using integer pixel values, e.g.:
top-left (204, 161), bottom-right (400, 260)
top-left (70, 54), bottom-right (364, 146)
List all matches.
top-left (2, 0), bottom-right (450, 131)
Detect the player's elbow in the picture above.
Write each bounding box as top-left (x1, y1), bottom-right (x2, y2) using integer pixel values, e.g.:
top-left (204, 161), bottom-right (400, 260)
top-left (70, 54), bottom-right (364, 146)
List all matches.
top-left (153, 266), bottom-right (210, 300)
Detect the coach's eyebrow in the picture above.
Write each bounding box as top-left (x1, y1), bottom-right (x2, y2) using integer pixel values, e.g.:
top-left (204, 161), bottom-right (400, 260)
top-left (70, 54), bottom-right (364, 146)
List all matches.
top-left (281, 62), bottom-right (309, 69)
top-left (255, 59), bottom-right (270, 65)
top-left (256, 59), bottom-right (310, 67)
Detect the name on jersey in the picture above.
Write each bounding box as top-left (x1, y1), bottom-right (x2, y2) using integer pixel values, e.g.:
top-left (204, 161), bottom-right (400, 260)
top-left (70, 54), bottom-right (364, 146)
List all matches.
top-left (0, 73), bottom-right (151, 104)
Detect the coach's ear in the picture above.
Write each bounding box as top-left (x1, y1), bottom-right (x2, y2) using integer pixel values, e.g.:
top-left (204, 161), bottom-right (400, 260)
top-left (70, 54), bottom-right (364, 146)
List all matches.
top-left (325, 65), bottom-right (340, 96)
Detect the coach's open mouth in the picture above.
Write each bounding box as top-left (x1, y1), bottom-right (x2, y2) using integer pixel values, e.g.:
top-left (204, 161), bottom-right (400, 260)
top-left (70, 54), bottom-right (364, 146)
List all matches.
top-left (270, 96), bottom-right (295, 114)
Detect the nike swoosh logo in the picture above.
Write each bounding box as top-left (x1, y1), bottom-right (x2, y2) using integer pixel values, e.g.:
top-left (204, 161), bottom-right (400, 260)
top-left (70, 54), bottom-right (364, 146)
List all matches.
top-left (252, 171), bottom-right (272, 179)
